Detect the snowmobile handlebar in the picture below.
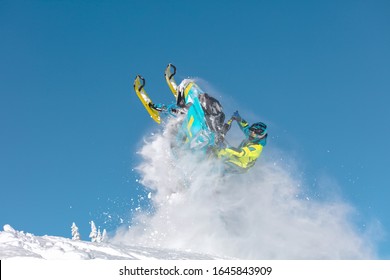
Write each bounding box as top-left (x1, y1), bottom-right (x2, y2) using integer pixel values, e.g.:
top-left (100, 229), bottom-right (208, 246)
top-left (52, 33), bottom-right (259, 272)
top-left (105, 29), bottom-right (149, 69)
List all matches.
top-left (166, 63), bottom-right (176, 80)
top-left (218, 117), bottom-right (234, 144)
top-left (134, 75), bottom-right (146, 92)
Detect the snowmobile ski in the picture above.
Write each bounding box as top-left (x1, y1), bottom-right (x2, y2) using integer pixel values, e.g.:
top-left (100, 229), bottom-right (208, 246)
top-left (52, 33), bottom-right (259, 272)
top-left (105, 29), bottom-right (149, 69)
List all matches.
top-left (164, 63), bottom-right (179, 99)
top-left (133, 75), bottom-right (161, 124)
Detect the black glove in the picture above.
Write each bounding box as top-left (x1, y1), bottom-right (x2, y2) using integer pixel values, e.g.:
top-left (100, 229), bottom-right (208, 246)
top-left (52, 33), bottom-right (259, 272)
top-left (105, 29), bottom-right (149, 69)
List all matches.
top-left (231, 110), bottom-right (241, 122)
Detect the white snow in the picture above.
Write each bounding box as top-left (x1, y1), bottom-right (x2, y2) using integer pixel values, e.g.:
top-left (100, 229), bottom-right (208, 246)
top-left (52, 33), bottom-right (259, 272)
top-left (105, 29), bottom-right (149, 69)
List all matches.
top-left (1, 118), bottom-right (380, 260)
top-left (112, 117), bottom-right (379, 259)
top-left (0, 225), bottom-right (219, 260)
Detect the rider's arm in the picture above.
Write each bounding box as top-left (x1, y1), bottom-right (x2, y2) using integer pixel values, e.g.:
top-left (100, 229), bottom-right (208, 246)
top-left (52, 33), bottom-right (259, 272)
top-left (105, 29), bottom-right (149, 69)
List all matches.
top-left (237, 118), bottom-right (250, 136)
top-left (231, 111), bottom-right (250, 136)
top-left (218, 146), bottom-right (244, 158)
top-left (218, 144), bottom-right (263, 159)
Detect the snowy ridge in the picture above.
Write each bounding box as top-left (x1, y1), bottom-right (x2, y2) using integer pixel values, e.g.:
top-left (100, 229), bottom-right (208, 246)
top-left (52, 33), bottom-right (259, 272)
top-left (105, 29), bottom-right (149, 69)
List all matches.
top-left (0, 225), bottom-right (218, 260)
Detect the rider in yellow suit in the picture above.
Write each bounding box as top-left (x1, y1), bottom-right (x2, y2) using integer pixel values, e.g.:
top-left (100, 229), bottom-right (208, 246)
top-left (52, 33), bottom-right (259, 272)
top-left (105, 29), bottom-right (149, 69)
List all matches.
top-left (217, 111), bottom-right (267, 173)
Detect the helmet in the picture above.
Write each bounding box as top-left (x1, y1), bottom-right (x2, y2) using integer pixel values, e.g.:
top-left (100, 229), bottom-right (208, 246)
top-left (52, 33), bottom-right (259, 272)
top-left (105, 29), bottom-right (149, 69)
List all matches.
top-left (249, 122), bottom-right (267, 141)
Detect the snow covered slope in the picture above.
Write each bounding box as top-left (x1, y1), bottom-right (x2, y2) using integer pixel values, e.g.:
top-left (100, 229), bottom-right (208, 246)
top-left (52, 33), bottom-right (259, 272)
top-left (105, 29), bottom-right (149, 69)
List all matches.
top-left (0, 225), bottom-right (218, 260)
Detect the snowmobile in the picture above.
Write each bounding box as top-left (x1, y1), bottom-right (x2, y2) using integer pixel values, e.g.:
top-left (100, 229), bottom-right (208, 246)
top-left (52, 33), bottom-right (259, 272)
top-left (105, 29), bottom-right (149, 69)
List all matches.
top-left (133, 64), bottom-right (230, 153)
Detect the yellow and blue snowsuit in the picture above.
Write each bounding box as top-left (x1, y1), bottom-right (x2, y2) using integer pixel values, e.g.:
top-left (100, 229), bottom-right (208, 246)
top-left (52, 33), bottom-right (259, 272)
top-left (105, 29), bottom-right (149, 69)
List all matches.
top-left (217, 119), bottom-right (266, 173)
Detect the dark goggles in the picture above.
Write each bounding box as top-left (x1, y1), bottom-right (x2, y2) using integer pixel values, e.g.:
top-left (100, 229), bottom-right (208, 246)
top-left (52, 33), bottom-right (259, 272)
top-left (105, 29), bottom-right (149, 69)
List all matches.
top-left (249, 123), bottom-right (267, 135)
top-left (250, 127), bottom-right (264, 134)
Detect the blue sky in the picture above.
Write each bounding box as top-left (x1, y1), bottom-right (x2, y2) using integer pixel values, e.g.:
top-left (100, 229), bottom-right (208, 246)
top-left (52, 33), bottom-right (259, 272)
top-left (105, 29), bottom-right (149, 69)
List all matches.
top-left (1, 0), bottom-right (389, 258)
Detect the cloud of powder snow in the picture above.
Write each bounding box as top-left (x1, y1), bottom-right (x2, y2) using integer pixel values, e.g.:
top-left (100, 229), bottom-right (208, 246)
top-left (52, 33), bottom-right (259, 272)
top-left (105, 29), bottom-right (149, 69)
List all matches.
top-left (112, 117), bottom-right (378, 259)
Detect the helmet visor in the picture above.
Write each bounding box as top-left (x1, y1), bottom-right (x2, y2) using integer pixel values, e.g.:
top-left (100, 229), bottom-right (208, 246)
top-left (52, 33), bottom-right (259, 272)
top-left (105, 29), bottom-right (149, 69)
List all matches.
top-left (249, 123), bottom-right (267, 135)
top-left (249, 127), bottom-right (264, 135)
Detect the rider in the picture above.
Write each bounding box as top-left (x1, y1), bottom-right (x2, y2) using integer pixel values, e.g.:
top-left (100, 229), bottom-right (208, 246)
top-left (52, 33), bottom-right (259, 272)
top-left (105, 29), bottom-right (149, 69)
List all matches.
top-left (217, 111), bottom-right (267, 173)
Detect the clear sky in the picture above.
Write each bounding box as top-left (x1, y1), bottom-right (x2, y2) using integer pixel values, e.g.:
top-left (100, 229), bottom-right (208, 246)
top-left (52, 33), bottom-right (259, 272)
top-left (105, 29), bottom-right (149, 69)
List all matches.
top-left (1, 0), bottom-right (389, 258)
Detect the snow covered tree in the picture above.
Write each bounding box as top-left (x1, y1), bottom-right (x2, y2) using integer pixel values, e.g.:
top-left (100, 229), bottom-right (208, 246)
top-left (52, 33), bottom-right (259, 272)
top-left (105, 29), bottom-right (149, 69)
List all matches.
top-left (71, 222), bottom-right (80, 241)
top-left (89, 221), bottom-right (98, 242)
top-left (96, 227), bottom-right (102, 243)
top-left (89, 221), bottom-right (107, 243)
top-left (102, 229), bottom-right (108, 242)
